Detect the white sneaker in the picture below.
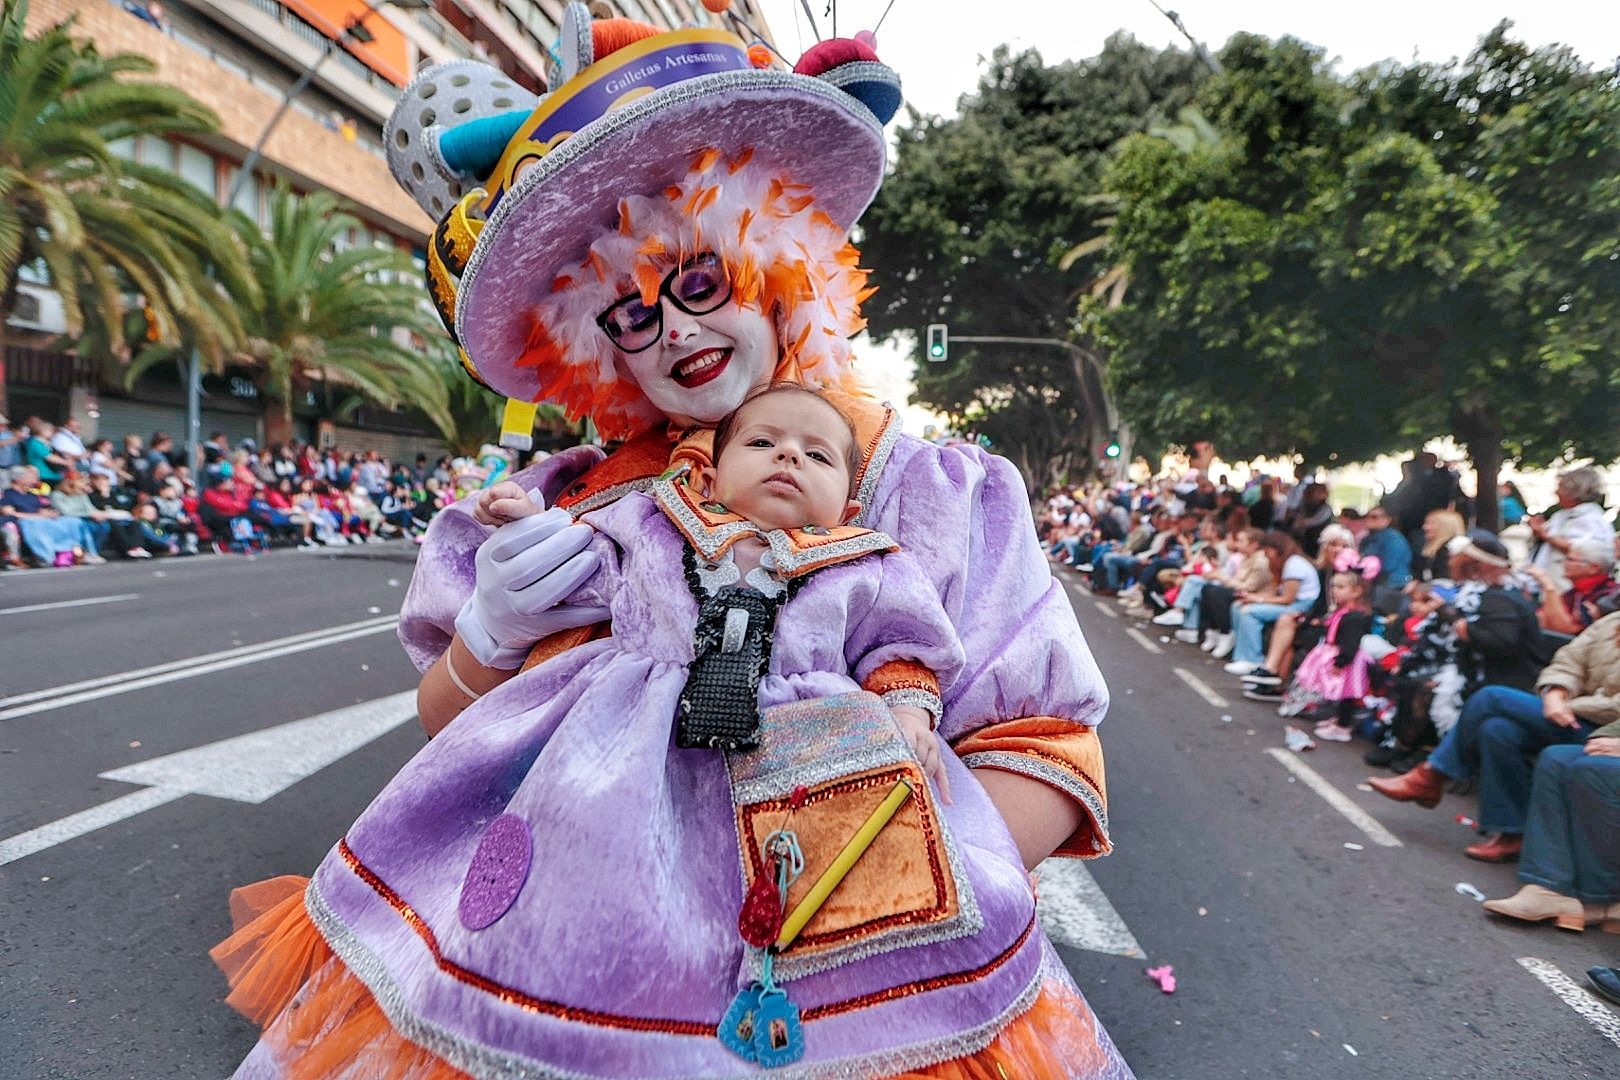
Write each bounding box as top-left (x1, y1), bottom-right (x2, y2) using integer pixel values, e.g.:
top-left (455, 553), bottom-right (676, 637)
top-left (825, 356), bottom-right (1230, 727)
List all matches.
top-left (1152, 610), bottom-right (1185, 627)
top-left (1210, 633), bottom-right (1236, 659)
top-left (1075, 562), bottom-right (1094, 573)
top-left (1223, 660), bottom-right (1259, 676)
top-left (127, 547), bottom-right (152, 559)
top-left (1200, 634), bottom-right (1219, 652)
top-left (1174, 629), bottom-right (1200, 644)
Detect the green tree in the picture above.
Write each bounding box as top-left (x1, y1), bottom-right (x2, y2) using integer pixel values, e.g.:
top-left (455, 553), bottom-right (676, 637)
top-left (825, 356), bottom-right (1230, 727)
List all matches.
top-left (0, 0), bottom-right (248, 410)
top-left (131, 186), bottom-right (452, 441)
top-left (1102, 26), bottom-right (1620, 526)
top-left (859, 35), bottom-right (1206, 485)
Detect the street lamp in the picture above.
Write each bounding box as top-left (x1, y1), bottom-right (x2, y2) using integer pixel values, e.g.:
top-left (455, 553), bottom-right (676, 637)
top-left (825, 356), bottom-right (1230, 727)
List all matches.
top-left (186, 0), bottom-right (431, 471)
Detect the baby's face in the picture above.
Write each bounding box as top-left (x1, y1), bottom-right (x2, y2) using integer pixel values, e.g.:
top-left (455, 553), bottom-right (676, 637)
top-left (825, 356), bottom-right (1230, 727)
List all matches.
top-left (710, 394), bottom-right (858, 533)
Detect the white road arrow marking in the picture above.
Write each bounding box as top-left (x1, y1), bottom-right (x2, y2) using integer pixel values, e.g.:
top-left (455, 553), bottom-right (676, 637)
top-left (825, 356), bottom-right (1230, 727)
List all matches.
top-left (1036, 856), bottom-right (1144, 958)
top-left (0, 692), bottom-right (417, 866)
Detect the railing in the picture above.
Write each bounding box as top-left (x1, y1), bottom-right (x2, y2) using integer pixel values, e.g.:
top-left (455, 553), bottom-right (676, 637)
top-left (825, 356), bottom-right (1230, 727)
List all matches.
top-left (5, 346), bottom-right (98, 390)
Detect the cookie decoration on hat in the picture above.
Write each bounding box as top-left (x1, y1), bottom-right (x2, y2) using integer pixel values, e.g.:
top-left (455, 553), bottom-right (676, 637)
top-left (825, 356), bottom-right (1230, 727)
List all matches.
top-left (388, 1), bottom-right (903, 441)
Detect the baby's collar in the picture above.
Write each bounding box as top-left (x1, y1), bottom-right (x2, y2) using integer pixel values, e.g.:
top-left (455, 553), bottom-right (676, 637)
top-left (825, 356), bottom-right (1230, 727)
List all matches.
top-left (651, 471), bottom-right (896, 579)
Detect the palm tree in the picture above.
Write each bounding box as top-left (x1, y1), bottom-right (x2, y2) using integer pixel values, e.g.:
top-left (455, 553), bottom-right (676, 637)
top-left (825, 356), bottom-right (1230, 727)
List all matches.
top-left (0, 0), bottom-right (249, 410)
top-left (427, 344), bottom-right (579, 456)
top-left (133, 184), bottom-right (452, 441)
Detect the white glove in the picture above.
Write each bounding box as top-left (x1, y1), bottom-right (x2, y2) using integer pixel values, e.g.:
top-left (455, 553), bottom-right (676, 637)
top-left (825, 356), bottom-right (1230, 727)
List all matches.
top-left (455, 500), bottom-right (608, 669)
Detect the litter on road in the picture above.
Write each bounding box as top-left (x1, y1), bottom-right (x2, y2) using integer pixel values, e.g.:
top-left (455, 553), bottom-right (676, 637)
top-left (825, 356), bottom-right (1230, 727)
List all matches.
top-left (1145, 965), bottom-right (1177, 994)
top-left (1284, 726), bottom-right (1316, 752)
top-left (1455, 814), bottom-right (1478, 827)
top-left (1454, 882), bottom-right (1486, 902)
top-left (1343, 842), bottom-right (1365, 851)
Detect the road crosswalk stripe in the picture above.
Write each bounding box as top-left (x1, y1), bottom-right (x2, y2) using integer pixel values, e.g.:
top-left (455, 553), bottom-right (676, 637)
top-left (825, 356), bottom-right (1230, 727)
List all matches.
top-left (0, 594), bottom-right (141, 616)
top-left (0, 616), bottom-right (398, 720)
top-left (1518, 957), bottom-right (1620, 1049)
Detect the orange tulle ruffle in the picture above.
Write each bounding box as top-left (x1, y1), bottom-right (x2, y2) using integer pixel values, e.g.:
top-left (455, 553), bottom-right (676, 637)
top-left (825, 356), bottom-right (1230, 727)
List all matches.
top-left (213, 877), bottom-right (1103, 1079)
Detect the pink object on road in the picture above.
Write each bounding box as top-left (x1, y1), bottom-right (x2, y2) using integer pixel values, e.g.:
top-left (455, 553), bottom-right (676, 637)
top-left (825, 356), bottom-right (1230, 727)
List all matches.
top-left (1145, 965), bottom-right (1177, 994)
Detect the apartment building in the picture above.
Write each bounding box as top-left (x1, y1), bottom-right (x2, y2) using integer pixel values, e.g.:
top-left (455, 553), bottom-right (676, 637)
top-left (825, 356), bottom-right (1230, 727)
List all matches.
top-left (8, 0), bottom-right (776, 458)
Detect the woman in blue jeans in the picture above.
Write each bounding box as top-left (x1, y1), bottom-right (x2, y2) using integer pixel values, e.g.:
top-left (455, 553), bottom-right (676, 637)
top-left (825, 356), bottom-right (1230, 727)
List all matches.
top-left (1218, 531), bottom-right (1319, 672)
top-left (1482, 726), bottom-right (1620, 931)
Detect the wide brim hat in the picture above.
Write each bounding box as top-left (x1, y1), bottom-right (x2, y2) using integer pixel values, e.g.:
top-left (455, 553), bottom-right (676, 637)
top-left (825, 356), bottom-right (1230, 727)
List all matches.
top-left (386, 4), bottom-right (900, 406)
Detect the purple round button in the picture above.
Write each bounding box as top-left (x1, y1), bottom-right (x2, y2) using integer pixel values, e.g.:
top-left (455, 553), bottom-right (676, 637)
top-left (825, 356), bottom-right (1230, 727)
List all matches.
top-left (458, 814), bottom-right (533, 930)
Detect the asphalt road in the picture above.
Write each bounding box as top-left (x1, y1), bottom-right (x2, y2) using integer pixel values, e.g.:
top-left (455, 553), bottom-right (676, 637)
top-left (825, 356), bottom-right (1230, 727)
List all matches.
top-left (1, 548), bottom-right (1616, 1079)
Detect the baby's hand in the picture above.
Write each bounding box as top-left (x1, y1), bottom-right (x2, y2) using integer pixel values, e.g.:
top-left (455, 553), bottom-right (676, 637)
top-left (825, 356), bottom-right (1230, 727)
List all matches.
top-left (474, 481), bottom-right (540, 526)
top-left (891, 704), bottom-right (951, 804)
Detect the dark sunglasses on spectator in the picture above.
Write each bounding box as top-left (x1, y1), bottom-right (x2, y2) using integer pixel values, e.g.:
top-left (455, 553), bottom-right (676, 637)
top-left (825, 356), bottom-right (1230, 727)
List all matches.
top-left (595, 253), bottom-right (731, 354)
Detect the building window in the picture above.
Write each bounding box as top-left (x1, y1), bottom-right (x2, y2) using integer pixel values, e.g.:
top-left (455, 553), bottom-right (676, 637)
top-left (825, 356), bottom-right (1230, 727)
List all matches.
top-left (136, 135), bottom-right (179, 171)
top-left (178, 143), bottom-right (216, 198)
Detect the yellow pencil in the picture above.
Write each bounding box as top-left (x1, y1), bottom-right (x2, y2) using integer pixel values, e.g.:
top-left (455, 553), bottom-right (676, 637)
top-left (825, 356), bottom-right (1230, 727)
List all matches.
top-left (775, 779), bottom-right (914, 951)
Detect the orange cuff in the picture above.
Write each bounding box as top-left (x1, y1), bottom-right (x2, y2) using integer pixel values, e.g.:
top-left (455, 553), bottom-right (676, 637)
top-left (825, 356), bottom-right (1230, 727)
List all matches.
top-left (952, 718), bottom-right (1111, 859)
top-left (862, 659), bottom-right (943, 728)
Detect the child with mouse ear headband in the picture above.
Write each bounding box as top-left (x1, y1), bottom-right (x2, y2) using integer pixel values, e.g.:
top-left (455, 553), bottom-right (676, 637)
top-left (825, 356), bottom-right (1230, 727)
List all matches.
top-left (1335, 549), bottom-right (1384, 581)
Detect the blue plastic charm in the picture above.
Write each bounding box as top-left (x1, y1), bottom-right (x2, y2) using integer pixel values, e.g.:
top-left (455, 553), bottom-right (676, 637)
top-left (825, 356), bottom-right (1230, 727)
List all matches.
top-left (718, 983), bottom-right (764, 1063)
top-left (752, 986), bottom-right (805, 1067)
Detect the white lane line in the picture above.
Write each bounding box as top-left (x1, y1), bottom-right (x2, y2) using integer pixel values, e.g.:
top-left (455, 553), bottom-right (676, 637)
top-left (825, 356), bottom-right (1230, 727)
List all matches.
top-left (0, 617), bottom-right (399, 720)
top-left (1518, 957), bottom-right (1620, 1049)
top-left (0, 614), bottom-right (396, 709)
top-left (1, 692), bottom-right (418, 866)
top-left (0, 593), bottom-right (141, 616)
top-left (1124, 628), bottom-right (1162, 654)
top-left (0, 788), bottom-right (183, 866)
top-left (1174, 666), bottom-right (1229, 707)
top-left (1263, 748), bottom-right (1403, 848)
top-left (1092, 601), bottom-right (1118, 619)
top-left (1035, 857), bottom-right (1143, 958)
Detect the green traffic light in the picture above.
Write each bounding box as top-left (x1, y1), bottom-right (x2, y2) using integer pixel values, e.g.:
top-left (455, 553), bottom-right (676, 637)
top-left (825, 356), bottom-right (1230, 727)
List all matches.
top-left (1104, 442), bottom-right (1121, 458)
top-left (929, 344), bottom-right (944, 357)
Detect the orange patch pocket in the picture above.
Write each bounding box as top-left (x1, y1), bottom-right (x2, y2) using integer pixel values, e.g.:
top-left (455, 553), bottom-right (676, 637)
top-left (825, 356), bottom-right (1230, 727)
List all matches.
top-left (727, 691), bottom-right (982, 982)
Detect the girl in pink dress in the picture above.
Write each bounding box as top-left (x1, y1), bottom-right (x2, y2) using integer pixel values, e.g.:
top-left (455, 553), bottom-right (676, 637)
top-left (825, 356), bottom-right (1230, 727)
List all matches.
top-left (1281, 553), bottom-right (1382, 740)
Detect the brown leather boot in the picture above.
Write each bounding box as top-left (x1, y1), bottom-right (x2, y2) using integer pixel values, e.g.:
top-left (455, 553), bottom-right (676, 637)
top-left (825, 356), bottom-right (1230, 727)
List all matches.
top-left (1483, 884), bottom-right (1585, 930)
top-left (1366, 761), bottom-right (1446, 809)
top-left (1465, 832), bottom-right (1523, 863)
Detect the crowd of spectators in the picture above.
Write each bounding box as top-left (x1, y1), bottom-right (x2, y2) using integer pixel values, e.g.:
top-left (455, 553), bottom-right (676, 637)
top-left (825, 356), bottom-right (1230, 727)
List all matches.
top-left (0, 413), bottom-right (466, 570)
top-left (1040, 452), bottom-right (1620, 966)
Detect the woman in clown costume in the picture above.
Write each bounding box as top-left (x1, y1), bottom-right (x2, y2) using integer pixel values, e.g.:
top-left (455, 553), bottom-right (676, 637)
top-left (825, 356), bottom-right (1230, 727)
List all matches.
top-left (213, 5), bottom-right (1131, 1077)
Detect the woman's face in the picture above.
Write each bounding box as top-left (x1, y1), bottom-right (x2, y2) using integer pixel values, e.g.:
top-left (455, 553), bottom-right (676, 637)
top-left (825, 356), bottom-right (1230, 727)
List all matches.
top-left (1422, 514), bottom-right (1439, 540)
top-left (1321, 537), bottom-right (1351, 565)
top-left (613, 292), bottom-right (779, 429)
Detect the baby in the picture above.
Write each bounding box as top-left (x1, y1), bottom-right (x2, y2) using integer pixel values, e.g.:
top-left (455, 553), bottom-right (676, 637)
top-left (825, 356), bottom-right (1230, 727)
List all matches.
top-left (476, 384), bottom-right (955, 796)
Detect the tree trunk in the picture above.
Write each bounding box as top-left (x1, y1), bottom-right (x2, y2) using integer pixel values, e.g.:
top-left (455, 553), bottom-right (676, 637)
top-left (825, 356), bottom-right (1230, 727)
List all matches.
top-left (1458, 411), bottom-right (1503, 533)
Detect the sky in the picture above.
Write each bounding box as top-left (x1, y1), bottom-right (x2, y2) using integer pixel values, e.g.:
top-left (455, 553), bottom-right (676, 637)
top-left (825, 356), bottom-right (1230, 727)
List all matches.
top-left (747, 0), bottom-right (1620, 437)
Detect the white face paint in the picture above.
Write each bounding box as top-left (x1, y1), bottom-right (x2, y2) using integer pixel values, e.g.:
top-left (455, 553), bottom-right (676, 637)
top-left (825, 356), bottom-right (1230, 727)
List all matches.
top-left (615, 296), bottom-right (779, 429)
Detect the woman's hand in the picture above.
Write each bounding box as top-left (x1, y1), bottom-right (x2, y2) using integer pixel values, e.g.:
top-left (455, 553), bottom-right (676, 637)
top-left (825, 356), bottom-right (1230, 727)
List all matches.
top-left (454, 502), bottom-right (606, 669)
top-left (1585, 736), bottom-right (1620, 757)
top-left (892, 705), bottom-right (951, 804)
top-left (1542, 690), bottom-right (1581, 730)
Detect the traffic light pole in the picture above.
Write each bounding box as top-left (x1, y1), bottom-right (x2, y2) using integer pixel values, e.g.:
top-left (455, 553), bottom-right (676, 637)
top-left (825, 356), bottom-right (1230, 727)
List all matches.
top-left (944, 335), bottom-right (1125, 461)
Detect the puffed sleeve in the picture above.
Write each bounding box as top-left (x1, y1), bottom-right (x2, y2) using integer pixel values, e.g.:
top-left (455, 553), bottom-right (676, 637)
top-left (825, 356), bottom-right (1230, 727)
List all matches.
top-left (844, 548), bottom-right (967, 728)
top-left (864, 436), bottom-right (1112, 858)
top-left (396, 445), bottom-right (606, 672)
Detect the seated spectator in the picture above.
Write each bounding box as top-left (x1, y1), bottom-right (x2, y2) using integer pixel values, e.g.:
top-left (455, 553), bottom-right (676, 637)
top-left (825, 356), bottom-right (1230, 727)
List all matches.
top-left (247, 483), bottom-right (304, 547)
top-left (132, 503), bottom-right (181, 556)
top-left (199, 474), bottom-right (252, 544)
top-left (153, 480), bottom-right (201, 555)
top-left (345, 478), bottom-right (388, 541)
top-left (266, 478), bottom-right (316, 548)
top-left (0, 465), bottom-right (103, 565)
top-left (1165, 526), bottom-right (1270, 643)
top-left (52, 471), bottom-right (149, 558)
top-left (1094, 508), bottom-right (1170, 596)
top-left (1367, 532), bottom-right (1550, 861)
top-left (1357, 504), bottom-right (1413, 607)
top-left (1483, 657), bottom-right (1620, 931)
top-left (1527, 538), bottom-right (1620, 634)
top-left (49, 417), bottom-right (88, 473)
top-left (1364, 582), bottom-right (1469, 770)
top-left (1527, 466), bottom-right (1615, 594)
top-left (1216, 531), bottom-right (1320, 672)
top-left (1275, 552), bottom-right (1381, 741)
top-left (146, 433), bottom-right (176, 472)
top-left (379, 481), bottom-right (419, 537)
top-left (1412, 509), bottom-right (1466, 583)
top-left (86, 438), bottom-right (127, 484)
top-left (23, 420), bottom-right (71, 484)
top-left (294, 479), bottom-right (344, 545)
top-left (1230, 525), bottom-right (1354, 682)
top-left (0, 412), bottom-right (21, 474)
